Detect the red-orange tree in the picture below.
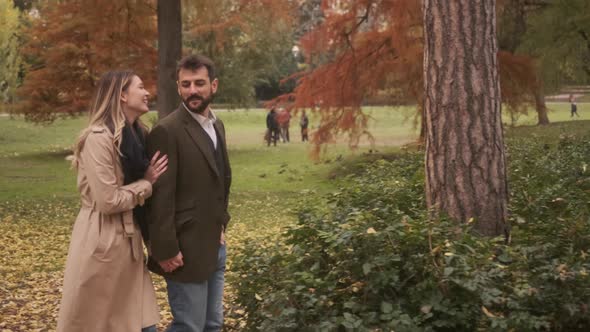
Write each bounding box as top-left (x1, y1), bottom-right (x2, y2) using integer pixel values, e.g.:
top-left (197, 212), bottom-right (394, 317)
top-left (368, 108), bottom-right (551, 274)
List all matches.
top-left (497, 0), bottom-right (550, 125)
top-left (276, 0), bottom-right (544, 153)
top-left (18, 0), bottom-right (157, 123)
top-left (272, 0), bottom-right (423, 154)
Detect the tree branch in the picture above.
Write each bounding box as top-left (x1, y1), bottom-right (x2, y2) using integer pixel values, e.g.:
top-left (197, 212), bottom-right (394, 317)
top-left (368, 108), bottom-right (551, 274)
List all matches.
top-left (343, 1), bottom-right (373, 54)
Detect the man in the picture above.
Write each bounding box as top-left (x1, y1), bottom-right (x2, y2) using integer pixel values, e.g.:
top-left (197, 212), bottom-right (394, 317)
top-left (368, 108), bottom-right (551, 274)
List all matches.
top-left (570, 94), bottom-right (579, 118)
top-left (146, 54), bottom-right (231, 332)
top-left (265, 108), bottom-right (279, 146)
top-left (300, 110), bottom-right (309, 142)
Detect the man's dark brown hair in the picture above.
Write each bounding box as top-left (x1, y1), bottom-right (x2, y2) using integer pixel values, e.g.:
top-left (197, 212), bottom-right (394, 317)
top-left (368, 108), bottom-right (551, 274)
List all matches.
top-left (176, 54), bottom-right (216, 81)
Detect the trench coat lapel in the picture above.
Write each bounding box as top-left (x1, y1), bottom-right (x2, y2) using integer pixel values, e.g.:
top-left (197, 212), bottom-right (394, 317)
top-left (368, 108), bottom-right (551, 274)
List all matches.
top-left (179, 107), bottom-right (220, 177)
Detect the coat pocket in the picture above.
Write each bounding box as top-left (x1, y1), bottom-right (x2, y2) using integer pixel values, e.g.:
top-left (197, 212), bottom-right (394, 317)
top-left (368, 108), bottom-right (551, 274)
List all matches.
top-left (174, 199), bottom-right (196, 229)
top-left (92, 214), bottom-right (121, 261)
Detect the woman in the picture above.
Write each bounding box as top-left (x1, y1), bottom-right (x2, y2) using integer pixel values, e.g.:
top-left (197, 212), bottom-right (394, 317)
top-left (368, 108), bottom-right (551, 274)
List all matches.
top-left (57, 71), bottom-right (167, 332)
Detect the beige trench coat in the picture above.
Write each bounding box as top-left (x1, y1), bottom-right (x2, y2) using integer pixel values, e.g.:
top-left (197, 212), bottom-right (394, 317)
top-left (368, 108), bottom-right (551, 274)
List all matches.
top-left (57, 126), bottom-right (159, 332)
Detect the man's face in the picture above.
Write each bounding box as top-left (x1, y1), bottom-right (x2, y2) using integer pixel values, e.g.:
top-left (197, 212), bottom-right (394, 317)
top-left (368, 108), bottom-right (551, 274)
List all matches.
top-left (177, 67), bottom-right (218, 114)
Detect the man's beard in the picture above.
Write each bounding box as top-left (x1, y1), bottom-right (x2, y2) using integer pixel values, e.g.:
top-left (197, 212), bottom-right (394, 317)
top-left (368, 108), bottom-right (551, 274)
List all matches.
top-left (184, 93), bottom-right (213, 114)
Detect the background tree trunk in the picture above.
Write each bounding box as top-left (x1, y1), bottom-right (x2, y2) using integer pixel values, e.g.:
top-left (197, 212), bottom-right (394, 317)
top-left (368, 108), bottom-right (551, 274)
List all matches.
top-left (534, 79), bottom-right (550, 125)
top-left (423, 0), bottom-right (509, 237)
top-left (157, 0), bottom-right (182, 119)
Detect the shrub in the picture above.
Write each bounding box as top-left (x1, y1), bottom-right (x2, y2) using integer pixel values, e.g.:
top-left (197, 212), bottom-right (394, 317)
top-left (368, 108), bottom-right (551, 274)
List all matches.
top-left (233, 135), bottom-right (590, 331)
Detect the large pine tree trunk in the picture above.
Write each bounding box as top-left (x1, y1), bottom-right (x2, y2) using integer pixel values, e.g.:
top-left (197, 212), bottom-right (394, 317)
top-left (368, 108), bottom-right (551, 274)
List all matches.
top-left (157, 0), bottom-right (182, 119)
top-left (423, 0), bottom-right (509, 237)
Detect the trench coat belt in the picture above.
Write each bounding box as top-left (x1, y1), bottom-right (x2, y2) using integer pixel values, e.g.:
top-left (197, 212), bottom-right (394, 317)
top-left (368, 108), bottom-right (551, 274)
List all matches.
top-left (86, 201), bottom-right (135, 236)
top-left (123, 213), bottom-right (141, 262)
top-left (85, 201), bottom-right (140, 261)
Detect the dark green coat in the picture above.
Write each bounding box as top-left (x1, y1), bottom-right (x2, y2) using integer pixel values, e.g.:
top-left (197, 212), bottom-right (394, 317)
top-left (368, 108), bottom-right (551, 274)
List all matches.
top-left (146, 106), bottom-right (231, 283)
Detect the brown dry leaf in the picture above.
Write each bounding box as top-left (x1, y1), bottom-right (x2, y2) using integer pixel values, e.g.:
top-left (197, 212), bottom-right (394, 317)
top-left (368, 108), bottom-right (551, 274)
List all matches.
top-left (0, 196), bottom-right (292, 331)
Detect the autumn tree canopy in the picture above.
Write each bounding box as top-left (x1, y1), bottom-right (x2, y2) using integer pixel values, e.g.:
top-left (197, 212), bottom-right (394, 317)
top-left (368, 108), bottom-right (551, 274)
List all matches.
top-left (276, 0), bottom-right (547, 152)
top-left (13, 0), bottom-right (558, 126)
top-left (271, 0), bottom-right (422, 154)
top-left (17, 0), bottom-right (157, 123)
top-left (521, 0), bottom-right (590, 89)
top-left (497, 0), bottom-right (550, 125)
top-left (181, 0), bottom-right (298, 106)
top-left (16, 0), bottom-right (299, 121)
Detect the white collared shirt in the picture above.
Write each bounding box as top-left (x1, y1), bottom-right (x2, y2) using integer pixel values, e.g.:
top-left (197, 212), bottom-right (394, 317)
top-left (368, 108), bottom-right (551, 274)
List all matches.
top-left (183, 103), bottom-right (218, 149)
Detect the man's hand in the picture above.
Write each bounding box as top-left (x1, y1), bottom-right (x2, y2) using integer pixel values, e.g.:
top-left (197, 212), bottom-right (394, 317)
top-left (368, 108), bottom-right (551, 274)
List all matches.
top-left (220, 226), bottom-right (225, 245)
top-left (159, 252), bottom-right (184, 273)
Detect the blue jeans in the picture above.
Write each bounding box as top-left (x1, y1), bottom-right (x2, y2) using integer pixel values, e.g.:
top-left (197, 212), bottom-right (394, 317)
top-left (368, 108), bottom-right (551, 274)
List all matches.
top-left (166, 244), bottom-right (226, 332)
top-left (142, 325), bottom-right (157, 332)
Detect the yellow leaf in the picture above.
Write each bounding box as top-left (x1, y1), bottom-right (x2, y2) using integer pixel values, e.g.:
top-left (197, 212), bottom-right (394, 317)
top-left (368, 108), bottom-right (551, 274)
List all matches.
top-left (366, 227), bottom-right (377, 234)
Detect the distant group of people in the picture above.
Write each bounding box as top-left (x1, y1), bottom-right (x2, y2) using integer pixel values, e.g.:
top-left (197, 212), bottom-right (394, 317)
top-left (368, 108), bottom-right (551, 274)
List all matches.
top-left (265, 108), bottom-right (308, 146)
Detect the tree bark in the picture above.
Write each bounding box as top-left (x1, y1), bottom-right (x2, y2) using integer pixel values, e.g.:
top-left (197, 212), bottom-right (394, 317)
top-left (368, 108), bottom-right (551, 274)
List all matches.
top-left (534, 79), bottom-right (550, 125)
top-left (423, 0), bottom-right (509, 237)
top-left (418, 104), bottom-right (426, 145)
top-left (157, 0), bottom-right (182, 119)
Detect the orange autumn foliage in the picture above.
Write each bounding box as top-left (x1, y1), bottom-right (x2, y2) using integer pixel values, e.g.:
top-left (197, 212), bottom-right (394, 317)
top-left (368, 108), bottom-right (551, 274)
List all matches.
top-left (18, 0), bottom-right (157, 123)
top-left (498, 51), bottom-right (539, 117)
top-left (184, 0), bottom-right (295, 47)
top-left (273, 0), bottom-right (541, 154)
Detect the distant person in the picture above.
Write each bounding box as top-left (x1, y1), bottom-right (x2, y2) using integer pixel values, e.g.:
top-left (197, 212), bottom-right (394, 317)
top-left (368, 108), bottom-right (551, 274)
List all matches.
top-left (266, 108), bottom-right (279, 146)
top-left (300, 110), bottom-right (309, 142)
top-left (277, 108), bottom-right (291, 143)
top-left (570, 94), bottom-right (579, 117)
top-left (57, 70), bottom-right (168, 332)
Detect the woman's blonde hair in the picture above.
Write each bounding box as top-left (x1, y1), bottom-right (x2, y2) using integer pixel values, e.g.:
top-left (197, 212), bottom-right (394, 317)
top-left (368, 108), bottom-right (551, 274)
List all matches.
top-left (72, 70), bottom-right (136, 168)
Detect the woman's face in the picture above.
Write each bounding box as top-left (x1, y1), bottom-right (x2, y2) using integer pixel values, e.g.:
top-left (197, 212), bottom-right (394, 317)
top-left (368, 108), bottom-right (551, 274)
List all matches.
top-left (121, 75), bottom-right (150, 116)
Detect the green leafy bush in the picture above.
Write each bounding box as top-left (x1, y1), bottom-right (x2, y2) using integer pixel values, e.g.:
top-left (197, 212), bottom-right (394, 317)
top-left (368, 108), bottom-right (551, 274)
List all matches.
top-left (233, 135), bottom-right (590, 331)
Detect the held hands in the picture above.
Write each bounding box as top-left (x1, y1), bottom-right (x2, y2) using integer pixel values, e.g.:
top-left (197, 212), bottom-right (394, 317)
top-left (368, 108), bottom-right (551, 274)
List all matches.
top-left (159, 251), bottom-right (184, 273)
top-left (144, 151), bottom-right (168, 184)
top-left (158, 231), bottom-right (225, 273)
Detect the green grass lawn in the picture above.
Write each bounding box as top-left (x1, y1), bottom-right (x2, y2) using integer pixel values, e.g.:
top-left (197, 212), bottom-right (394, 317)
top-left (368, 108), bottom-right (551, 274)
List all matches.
top-left (0, 106), bottom-right (420, 203)
top-left (0, 103), bottom-right (588, 331)
top-left (504, 102), bottom-right (590, 125)
top-left (0, 106), bottom-right (418, 331)
top-left (2, 102), bottom-right (587, 201)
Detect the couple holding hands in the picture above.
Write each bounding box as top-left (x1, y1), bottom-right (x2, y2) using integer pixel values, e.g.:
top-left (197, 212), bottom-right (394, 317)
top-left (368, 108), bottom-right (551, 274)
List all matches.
top-left (56, 54), bottom-right (231, 332)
